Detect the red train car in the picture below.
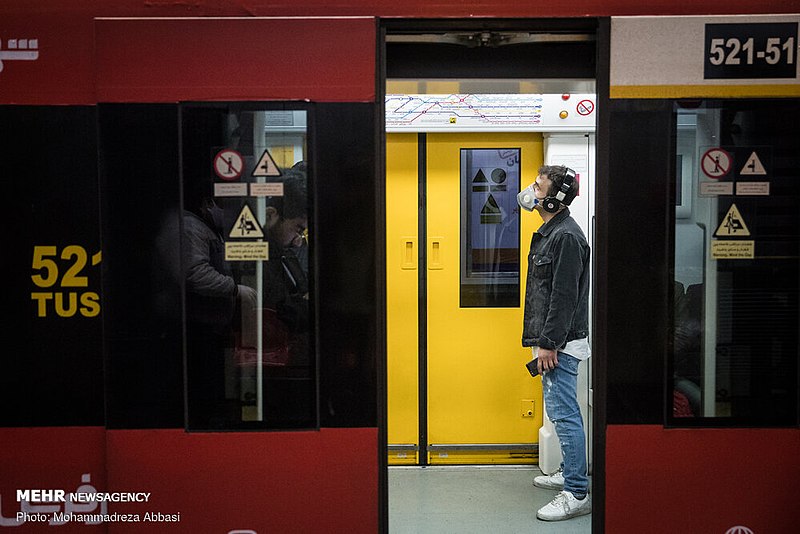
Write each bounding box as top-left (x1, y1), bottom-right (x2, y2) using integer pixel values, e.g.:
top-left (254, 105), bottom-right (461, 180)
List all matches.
top-left (1, 1), bottom-right (798, 532)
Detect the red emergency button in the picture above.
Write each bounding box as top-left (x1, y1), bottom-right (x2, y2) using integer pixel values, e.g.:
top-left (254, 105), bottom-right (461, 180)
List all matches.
top-left (561, 93), bottom-right (570, 101)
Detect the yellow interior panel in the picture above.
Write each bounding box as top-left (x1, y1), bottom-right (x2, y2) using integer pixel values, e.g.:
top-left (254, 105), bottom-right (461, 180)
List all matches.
top-left (264, 144), bottom-right (294, 169)
top-left (386, 133), bottom-right (420, 465)
top-left (425, 132), bottom-right (544, 464)
top-left (386, 132), bottom-right (545, 465)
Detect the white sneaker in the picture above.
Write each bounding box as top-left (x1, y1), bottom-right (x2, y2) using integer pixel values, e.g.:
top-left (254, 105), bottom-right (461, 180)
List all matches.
top-left (536, 491), bottom-right (591, 521)
top-left (533, 468), bottom-right (564, 490)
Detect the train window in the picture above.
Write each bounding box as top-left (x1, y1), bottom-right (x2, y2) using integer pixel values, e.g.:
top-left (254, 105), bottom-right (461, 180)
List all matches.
top-left (460, 148), bottom-right (521, 307)
top-left (181, 105), bottom-right (315, 430)
top-left (460, 148), bottom-right (520, 308)
top-left (671, 99), bottom-right (800, 426)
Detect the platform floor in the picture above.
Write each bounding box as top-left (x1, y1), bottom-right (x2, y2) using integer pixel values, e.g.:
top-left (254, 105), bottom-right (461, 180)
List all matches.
top-left (389, 466), bottom-right (591, 534)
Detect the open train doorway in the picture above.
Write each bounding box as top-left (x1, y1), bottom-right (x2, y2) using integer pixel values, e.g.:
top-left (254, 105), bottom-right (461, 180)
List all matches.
top-left (382, 19), bottom-right (599, 531)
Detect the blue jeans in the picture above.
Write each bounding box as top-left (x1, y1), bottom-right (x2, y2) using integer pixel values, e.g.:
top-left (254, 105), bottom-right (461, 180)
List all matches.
top-left (542, 352), bottom-right (588, 496)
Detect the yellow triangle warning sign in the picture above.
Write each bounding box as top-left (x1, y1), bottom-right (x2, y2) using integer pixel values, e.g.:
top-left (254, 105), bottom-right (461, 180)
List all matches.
top-left (740, 151), bottom-right (767, 175)
top-left (252, 149), bottom-right (282, 177)
top-left (230, 204), bottom-right (264, 238)
top-left (715, 204), bottom-right (750, 237)
top-left (480, 194), bottom-right (502, 224)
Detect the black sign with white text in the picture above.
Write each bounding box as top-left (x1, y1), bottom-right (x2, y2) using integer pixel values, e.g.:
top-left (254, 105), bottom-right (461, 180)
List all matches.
top-left (704, 23), bottom-right (797, 79)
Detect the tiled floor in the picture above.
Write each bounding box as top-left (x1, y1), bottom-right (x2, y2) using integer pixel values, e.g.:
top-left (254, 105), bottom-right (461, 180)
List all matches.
top-left (389, 466), bottom-right (592, 534)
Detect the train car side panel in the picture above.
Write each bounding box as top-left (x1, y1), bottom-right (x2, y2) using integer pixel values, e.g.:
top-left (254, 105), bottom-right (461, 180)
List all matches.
top-left (95, 18), bottom-right (376, 103)
top-left (105, 428), bottom-right (378, 533)
top-left (606, 425), bottom-right (800, 532)
top-left (0, 427), bottom-right (107, 532)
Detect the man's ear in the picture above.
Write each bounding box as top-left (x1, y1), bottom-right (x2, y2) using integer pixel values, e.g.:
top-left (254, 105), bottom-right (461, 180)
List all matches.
top-left (264, 206), bottom-right (279, 228)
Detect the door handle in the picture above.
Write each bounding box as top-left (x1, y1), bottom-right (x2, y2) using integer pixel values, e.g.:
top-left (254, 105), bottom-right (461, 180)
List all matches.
top-left (401, 237), bottom-right (417, 270)
top-left (428, 237), bottom-right (444, 270)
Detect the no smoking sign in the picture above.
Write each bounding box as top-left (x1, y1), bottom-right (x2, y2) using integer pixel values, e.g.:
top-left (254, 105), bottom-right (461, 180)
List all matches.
top-left (576, 100), bottom-right (594, 116)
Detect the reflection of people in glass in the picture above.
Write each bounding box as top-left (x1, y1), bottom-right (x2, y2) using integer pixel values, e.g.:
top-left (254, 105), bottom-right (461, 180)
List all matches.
top-left (673, 282), bottom-right (702, 417)
top-left (183, 189), bottom-right (257, 427)
top-left (262, 169), bottom-right (309, 367)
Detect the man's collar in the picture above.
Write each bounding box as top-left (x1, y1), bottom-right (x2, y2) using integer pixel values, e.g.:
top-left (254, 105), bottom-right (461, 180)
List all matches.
top-left (537, 207), bottom-right (570, 236)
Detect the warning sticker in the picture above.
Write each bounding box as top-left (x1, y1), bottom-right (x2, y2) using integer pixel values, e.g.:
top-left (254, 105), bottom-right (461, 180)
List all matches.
top-left (711, 240), bottom-right (754, 260)
top-left (214, 183), bottom-right (248, 197)
top-left (213, 149), bottom-right (244, 181)
top-left (472, 170), bottom-right (489, 192)
top-left (480, 194), bottom-right (501, 224)
top-left (699, 182), bottom-right (733, 196)
top-left (250, 183), bottom-right (284, 197)
top-left (701, 148), bottom-right (732, 179)
top-left (733, 146), bottom-right (771, 180)
top-left (491, 168), bottom-right (507, 183)
top-left (739, 151), bottom-right (767, 176)
top-left (252, 149), bottom-right (282, 177)
top-left (230, 205), bottom-right (264, 239)
top-left (576, 99), bottom-right (594, 116)
top-left (225, 242), bottom-right (269, 261)
top-left (736, 182), bottom-right (770, 196)
top-left (715, 204), bottom-right (750, 237)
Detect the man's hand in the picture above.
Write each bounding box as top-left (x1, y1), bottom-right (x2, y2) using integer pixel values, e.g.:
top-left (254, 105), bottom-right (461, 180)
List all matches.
top-left (538, 348), bottom-right (559, 374)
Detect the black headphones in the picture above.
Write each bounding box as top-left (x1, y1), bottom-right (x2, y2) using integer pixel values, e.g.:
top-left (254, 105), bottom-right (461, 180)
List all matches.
top-left (541, 167), bottom-right (577, 213)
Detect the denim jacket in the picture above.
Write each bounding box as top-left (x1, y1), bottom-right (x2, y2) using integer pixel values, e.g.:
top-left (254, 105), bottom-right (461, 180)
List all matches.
top-left (522, 208), bottom-right (590, 350)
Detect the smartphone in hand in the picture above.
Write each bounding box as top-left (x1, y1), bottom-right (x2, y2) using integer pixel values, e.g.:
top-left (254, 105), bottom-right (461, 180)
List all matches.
top-left (525, 358), bottom-right (539, 377)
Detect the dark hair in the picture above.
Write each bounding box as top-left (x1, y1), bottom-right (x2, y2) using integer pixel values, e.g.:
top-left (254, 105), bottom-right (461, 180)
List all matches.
top-left (184, 178), bottom-right (215, 215)
top-left (538, 164), bottom-right (579, 206)
top-left (266, 169), bottom-right (307, 219)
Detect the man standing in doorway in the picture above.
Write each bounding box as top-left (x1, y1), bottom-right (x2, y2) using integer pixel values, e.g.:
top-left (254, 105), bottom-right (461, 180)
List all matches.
top-left (519, 165), bottom-right (591, 521)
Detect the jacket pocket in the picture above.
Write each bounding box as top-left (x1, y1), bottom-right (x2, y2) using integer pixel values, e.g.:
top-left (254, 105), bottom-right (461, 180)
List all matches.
top-left (532, 254), bottom-right (553, 279)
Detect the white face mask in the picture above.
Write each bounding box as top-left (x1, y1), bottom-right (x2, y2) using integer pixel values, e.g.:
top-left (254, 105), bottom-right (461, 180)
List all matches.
top-left (517, 182), bottom-right (539, 212)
